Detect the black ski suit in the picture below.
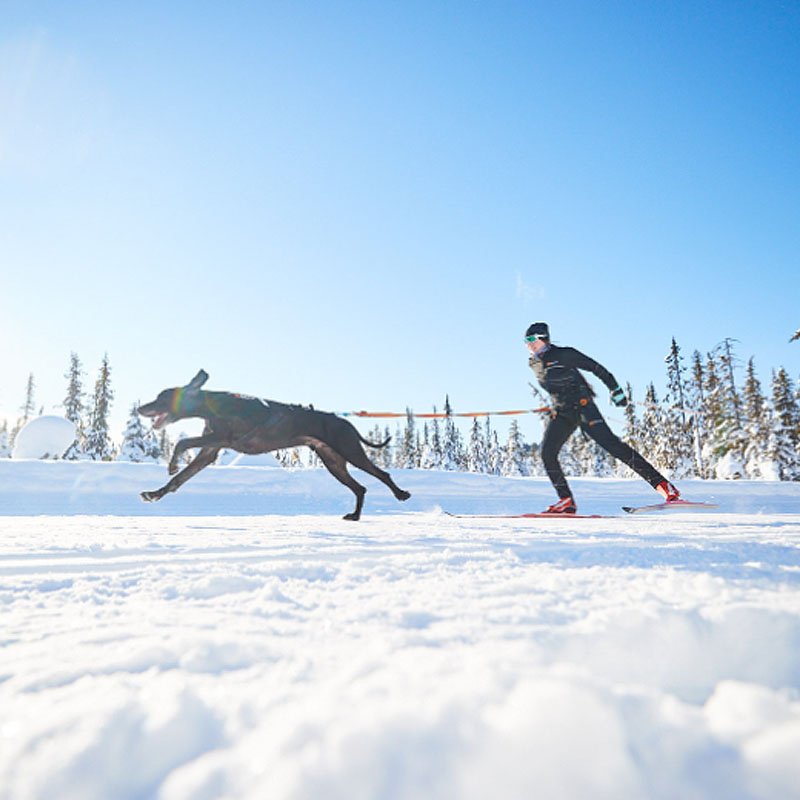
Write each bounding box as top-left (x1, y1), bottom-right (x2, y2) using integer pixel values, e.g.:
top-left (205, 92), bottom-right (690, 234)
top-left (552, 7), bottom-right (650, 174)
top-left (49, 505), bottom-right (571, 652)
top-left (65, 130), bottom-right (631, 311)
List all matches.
top-left (529, 345), bottom-right (666, 499)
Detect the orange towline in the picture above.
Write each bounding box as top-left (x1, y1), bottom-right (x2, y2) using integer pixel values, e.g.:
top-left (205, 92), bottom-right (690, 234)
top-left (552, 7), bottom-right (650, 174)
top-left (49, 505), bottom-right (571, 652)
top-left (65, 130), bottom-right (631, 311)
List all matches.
top-left (341, 407), bottom-right (552, 419)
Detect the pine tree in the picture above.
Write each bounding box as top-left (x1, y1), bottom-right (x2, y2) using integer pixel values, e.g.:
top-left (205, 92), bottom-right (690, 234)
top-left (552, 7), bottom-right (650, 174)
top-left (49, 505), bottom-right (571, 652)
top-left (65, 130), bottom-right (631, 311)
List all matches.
top-left (118, 402), bottom-right (159, 462)
top-left (383, 425), bottom-right (393, 468)
top-left (685, 351), bottom-right (709, 477)
top-left (769, 367), bottom-right (800, 480)
top-left (640, 383), bottom-right (665, 471)
top-left (502, 419), bottom-right (526, 476)
top-left (20, 373), bottom-right (36, 425)
top-left (400, 408), bottom-right (416, 468)
top-left (663, 338), bottom-right (695, 477)
top-left (441, 396), bottom-right (463, 471)
top-left (63, 352), bottom-right (86, 459)
top-left (489, 428), bottom-right (503, 475)
top-left (701, 352), bottom-right (726, 476)
top-left (467, 417), bottom-right (488, 473)
top-left (84, 354), bottom-right (115, 461)
top-left (741, 358), bottom-right (771, 479)
top-left (706, 340), bottom-right (746, 472)
top-left (429, 411), bottom-right (443, 469)
top-left (484, 417), bottom-right (501, 475)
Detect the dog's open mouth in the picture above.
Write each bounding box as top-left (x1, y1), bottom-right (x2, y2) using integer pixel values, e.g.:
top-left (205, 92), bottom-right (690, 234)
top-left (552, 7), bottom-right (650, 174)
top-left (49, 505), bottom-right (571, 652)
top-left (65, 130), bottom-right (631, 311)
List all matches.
top-left (152, 413), bottom-right (169, 430)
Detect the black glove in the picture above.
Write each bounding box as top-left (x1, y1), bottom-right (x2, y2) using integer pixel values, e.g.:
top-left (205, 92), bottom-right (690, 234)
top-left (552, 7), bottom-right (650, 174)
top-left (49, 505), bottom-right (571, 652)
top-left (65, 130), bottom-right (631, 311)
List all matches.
top-left (611, 387), bottom-right (628, 407)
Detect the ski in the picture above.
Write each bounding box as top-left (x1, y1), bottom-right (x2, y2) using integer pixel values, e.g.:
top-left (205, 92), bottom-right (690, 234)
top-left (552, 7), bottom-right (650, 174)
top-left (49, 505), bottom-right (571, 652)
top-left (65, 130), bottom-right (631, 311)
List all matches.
top-left (445, 511), bottom-right (612, 519)
top-left (622, 500), bottom-right (718, 514)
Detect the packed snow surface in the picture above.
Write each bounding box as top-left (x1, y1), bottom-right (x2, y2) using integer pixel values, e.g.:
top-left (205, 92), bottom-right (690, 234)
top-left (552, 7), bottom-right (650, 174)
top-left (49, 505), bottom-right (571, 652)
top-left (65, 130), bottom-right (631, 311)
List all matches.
top-left (11, 416), bottom-right (76, 459)
top-left (2, 460), bottom-right (800, 799)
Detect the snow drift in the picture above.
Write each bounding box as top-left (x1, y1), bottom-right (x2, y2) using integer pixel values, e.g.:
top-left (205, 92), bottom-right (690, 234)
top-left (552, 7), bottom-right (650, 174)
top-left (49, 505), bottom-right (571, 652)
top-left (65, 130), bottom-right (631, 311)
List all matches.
top-left (1, 461), bottom-right (799, 800)
top-left (11, 415), bottom-right (76, 459)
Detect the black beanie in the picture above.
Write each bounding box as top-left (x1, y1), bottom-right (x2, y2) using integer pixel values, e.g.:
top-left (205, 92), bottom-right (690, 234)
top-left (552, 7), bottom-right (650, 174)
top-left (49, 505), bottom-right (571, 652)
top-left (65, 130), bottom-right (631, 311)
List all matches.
top-left (525, 322), bottom-right (550, 339)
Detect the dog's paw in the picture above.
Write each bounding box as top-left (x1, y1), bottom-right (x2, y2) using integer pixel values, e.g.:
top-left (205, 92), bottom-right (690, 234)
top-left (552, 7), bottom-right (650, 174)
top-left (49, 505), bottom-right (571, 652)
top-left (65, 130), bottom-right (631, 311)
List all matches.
top-left (167, 462), bottom-right (179, 476)
top-left (140, 491), bottom-right (160, 502)
top-left (397, 490), bottom-right (411, 502)
top-left (343, 512), bottom-right (361, 521)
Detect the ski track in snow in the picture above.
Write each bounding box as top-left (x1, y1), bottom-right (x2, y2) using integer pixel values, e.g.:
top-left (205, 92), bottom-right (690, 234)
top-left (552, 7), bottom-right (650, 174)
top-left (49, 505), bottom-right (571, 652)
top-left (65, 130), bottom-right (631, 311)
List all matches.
top-left (1, 462), bottom-right (800, 799)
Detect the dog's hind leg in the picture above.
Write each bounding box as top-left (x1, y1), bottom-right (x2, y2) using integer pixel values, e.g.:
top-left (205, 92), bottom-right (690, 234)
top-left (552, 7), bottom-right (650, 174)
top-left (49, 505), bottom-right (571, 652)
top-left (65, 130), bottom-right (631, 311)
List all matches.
top-left (307, 440), bottom-right (367, 521)
top-left (334, 433), bottom-right (411, 503)
top-left (141, 446), bottom-right (220, 502)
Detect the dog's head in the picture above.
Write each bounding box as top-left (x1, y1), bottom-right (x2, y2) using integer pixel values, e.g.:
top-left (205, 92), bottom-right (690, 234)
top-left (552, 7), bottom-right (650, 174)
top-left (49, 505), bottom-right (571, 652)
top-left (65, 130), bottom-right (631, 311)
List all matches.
top-left (138, 369), bottom-right (209, 429)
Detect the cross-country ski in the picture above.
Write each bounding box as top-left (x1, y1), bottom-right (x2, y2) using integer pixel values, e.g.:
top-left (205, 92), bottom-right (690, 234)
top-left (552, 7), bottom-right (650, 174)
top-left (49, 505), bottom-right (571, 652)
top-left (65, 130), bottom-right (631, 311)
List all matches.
top-left (445, 511), bottom-right (612, 519)
top-left (622, 499), bottom-right (719, 514)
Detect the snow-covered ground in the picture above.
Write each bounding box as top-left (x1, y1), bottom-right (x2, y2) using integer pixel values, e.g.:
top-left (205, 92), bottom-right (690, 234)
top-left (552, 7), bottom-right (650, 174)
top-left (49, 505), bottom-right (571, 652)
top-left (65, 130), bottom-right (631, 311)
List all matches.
top-left (2, 460), bottom-right (800, 799)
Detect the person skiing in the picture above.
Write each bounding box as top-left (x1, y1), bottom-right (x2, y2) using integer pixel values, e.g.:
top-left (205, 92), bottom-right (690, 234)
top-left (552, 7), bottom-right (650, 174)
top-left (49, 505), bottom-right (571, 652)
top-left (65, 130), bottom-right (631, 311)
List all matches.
top-left (525, 321), bottom-right (680, 514)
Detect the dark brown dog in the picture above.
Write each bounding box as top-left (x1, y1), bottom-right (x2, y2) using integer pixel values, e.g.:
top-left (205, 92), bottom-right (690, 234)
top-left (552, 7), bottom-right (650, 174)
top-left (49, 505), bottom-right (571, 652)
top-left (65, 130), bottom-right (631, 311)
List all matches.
top-left (138, 370), bottom-right (410, 520)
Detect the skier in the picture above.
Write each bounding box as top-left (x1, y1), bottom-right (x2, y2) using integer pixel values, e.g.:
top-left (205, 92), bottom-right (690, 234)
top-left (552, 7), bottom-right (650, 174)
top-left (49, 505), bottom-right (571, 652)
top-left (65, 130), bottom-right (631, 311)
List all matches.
top-left (525, 322), bottom-right (680, 514)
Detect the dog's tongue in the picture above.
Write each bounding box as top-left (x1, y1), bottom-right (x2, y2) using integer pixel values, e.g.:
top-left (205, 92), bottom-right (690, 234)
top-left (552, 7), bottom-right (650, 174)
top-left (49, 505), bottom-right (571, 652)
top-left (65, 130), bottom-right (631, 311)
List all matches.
top-left (153, 413), bottom-right (168, 430)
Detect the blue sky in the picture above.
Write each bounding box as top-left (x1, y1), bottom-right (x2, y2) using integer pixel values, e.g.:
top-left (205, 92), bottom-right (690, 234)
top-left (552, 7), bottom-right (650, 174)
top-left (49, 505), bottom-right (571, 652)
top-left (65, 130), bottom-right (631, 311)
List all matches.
top-left (2, 0), bottom-right (798, 442)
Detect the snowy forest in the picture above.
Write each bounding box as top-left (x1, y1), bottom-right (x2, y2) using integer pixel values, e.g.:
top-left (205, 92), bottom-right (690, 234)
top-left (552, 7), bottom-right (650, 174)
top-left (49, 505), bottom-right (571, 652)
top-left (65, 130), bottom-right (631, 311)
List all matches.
top-left (2, 337), bottom-right (800, 481)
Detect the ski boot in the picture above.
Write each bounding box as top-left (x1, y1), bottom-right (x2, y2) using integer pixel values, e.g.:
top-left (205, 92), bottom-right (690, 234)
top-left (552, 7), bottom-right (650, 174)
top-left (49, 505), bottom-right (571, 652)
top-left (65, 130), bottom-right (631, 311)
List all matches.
top-left (543, 497), bottom-right (577, 515)
top-left (656, 481), bottom-right (680, 503)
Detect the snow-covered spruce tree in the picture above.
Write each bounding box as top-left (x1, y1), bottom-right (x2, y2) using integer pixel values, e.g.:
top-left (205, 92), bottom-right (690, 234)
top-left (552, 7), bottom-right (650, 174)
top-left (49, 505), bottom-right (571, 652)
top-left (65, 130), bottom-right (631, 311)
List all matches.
top-left (84, 354), bottom-right (115, 461)
top-left (63, 352), bottom-right (86, 459)
top-left (741, 358), bottom-right (772, 479)
top-left (484, 417), bottom-right (501, 475)
top-left (685, 350), bottom-right (710, 477)
top-left (398, 408), bottom-right (417, 469)
top-left (489, 428), bottom-right (504, 475)
top-left (768, 367), bottom-right (800, 481)
top-left (382, 425), bottom-right (393, 468)
top-left (639, 383), bottom-right (666, 471)
top-left (467, 417), bottom-right (488, 473)
top-left (118, 402), bottom-right (159, 462)
top-left (421, 421), bottom-right (445, 471)
top-left (700, 353), bottom-right (725, 476)
top-left (705, 340), bottom-right (746, 477)
top-left (441, 396), bottom-right (464, 471)
top-left (20, 373), bottom-right (36, 425)
top-left (662, 338), bottom-right (696, 477)
top-left (502, 418), bottom-right (527, 476)
top-left (428, 411), bottom-right (443, 470)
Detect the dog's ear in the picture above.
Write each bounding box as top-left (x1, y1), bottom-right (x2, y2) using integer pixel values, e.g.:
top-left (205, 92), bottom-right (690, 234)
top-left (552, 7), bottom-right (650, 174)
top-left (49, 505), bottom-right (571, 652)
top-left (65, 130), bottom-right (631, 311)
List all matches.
top-left (187, 369), bottom-right (209, 391)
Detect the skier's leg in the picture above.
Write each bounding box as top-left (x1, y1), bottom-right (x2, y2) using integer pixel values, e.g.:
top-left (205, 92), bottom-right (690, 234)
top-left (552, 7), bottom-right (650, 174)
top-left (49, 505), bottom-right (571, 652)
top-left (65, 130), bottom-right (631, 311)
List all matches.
top-left (541, 413), bottom-right (578, 499)
top-left (580, 406), bottom-right (665, 488)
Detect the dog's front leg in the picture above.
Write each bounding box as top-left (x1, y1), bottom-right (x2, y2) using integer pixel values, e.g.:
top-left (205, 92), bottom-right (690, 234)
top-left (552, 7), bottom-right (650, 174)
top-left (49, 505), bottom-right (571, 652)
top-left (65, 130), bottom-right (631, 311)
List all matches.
top-left (168, 434), bottom-right (224, 475)
top-left (142, 446), bottom-right (220, 502)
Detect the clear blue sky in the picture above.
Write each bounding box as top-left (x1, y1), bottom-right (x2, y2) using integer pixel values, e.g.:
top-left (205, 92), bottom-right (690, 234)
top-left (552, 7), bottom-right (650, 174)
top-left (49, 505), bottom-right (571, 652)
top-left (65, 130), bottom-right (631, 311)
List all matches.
top-left (2, 0), bottom-right (798, 442)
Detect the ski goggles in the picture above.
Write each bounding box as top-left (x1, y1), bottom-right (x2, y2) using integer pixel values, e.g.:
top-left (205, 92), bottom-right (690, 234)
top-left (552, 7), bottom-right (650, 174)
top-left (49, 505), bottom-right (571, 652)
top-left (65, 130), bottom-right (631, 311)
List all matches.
top-left (525, 334), bottom-right (547, 342)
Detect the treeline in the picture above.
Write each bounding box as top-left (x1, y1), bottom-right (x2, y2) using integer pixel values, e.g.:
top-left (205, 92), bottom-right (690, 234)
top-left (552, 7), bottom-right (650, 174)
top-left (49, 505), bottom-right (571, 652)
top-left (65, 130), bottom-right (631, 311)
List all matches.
top-left (2, 339), bottom-right (799, 481)
top-left (364, 338), bottom-right (800, 481)
top-left (0, 353), bottom-right (175, 463)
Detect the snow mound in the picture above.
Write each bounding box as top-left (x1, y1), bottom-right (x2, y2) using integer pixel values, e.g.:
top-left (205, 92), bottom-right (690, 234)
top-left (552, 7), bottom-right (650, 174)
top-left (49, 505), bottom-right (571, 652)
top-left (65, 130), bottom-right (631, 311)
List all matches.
top-left (12, 416), bottom-right (76, 459)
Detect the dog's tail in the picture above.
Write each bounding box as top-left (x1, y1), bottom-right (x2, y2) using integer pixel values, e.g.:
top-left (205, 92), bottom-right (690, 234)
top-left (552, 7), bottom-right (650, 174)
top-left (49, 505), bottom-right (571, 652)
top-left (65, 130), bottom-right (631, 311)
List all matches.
top-left (358, 433), bottom-right (392, 449)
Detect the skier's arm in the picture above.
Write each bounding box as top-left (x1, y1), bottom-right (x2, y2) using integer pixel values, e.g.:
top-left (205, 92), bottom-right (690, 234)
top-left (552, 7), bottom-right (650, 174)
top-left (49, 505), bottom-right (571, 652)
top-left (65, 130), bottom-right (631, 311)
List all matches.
top-left (562, 348), bottom-right (625, 401)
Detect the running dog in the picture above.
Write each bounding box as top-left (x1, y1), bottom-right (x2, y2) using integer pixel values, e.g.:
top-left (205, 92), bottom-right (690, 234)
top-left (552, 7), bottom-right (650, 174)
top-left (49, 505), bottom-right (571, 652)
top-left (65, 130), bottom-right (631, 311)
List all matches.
top-left (137, 370), bottom-right (411, 520)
